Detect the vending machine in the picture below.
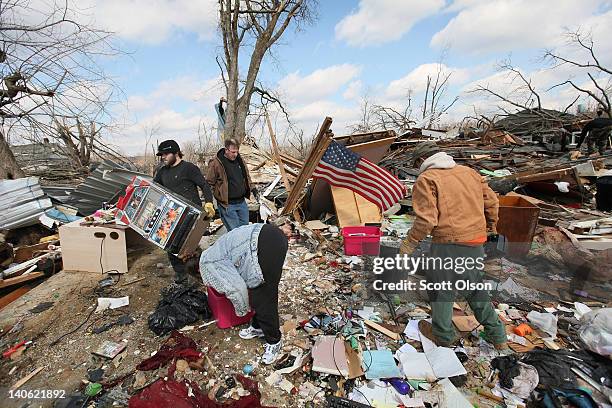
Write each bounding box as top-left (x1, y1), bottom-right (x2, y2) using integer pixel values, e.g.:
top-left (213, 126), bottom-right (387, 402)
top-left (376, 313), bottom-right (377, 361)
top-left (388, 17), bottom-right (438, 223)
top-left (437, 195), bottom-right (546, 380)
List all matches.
top-left (116, 176), bottom-right (208, 257)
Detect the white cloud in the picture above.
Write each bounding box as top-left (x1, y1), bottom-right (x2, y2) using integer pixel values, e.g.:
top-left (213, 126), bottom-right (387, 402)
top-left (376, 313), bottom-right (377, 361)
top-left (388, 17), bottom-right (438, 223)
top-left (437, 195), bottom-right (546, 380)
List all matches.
top-left (277, 64), bottom-right (361, 104)
top-left (432, 0), bottom-right (609, 54)
top-left (110, 75), bottom-right (224, 155)
top-left (335, 0), bottom-right (445, 47)
top-left (386, 63), bottom-right (472, 100)
top-left (290, 100), bottom-right (362, 135)
top-left (83, 0), bottom-right (218, 44)
top-left (343, 80), bottom-right (363, 100)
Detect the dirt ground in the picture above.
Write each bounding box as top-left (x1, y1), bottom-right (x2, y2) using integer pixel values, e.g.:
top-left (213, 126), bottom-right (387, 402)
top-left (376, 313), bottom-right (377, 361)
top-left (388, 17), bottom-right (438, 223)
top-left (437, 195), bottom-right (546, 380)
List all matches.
top-left (0, 230), bottom-right (366, 408)
top-left (1, 228), bottom-right (610, 408)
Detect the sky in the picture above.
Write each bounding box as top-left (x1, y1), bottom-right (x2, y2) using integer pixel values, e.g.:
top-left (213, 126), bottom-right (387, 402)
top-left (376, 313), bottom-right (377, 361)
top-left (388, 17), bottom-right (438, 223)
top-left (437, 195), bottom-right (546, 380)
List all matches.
top-left (80, 0), bottom-right (612, 155)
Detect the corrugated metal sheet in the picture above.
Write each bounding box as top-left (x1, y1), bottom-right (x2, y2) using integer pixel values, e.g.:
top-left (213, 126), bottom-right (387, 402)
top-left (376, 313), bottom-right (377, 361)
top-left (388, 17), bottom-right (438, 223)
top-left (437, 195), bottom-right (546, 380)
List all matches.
top-left (67, 161), bottom-right (151, 216)
top-left (0, 177), bottom-right (53, 230)
top-left (41, 185), bottom-right (76, 203)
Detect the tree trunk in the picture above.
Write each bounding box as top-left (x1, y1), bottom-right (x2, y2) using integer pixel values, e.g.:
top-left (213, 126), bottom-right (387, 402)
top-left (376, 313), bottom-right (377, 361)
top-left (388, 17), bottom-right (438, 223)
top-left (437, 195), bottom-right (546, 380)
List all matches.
top-left (0, 131), bottom-right (26, 179)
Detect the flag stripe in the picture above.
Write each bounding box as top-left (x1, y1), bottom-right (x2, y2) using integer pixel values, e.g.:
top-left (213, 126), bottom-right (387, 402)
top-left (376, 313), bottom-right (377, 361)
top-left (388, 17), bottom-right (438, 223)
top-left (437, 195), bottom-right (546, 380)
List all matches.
top-left (355, 164), bottom-right (403, 202)
top-left (313, 163), bottom-right (391, 208)
top-left (313, 140), bottom-right (406, 211)
top-left (360, 158), bottom-right (406, 197)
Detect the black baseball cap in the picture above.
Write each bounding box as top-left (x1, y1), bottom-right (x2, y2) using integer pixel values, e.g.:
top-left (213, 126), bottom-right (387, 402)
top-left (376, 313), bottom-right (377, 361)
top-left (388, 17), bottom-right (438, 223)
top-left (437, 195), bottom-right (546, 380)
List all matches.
top-left (156, 140), bottom-right (180, 156)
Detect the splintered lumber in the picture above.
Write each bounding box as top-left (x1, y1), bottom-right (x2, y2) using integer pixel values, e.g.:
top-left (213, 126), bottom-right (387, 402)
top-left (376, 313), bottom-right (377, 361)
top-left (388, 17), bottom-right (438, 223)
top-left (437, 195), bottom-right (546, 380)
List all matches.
top-left (279, 153), bottom-right (304, 169)
top-left (364, 319), bottom-right (400, 340)
top-left (281, 117), bottom-right (333, 217)
top-left (11, 367), bottom-right (44, 390)
top-left (265, 112), bottom-right (291, 191)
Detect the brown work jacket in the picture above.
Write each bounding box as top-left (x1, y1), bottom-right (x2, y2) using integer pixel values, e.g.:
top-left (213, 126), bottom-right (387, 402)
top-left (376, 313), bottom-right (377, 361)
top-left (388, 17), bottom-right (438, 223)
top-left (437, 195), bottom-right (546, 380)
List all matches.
top-left (406, 164), bottom-right (499, 244)
top-left (206, 149), bottom-right (254, 208)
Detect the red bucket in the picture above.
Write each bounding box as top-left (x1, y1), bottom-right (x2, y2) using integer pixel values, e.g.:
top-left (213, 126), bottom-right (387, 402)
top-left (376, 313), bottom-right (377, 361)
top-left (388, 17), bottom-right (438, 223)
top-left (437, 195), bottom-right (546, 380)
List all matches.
top-left (341, 226), bottom-right (382, 256)
top-left (207, 287), bottom-right (254, 329)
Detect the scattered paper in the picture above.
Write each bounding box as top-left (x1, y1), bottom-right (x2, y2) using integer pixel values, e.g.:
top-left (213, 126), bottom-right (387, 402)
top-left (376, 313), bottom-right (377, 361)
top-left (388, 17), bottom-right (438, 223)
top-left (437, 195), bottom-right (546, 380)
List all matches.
top-left (403, 320), bottom-right (422, 341)
top-left (362, 350), bottom-right (402, 380)
top-left (437, 378), bottom-right (473, 408)
top-left (275, 350), bottom-right (306, 375)
top-left (398, 352), bottom-right (436, 380)
top-left (419, 331), bottom-right (437, 352)
top-left (398, 396), bottom-right (425, 407)
top-left (395, 343), bottom-right (417, 360)
top-left (574, 302), bottom-right (592, 320)
top-left (399, 347), bottom-right (466, 380)
top-left (96, 296), bottom-right (129, 312)
top-left (349, 380), bottom-right (405, 406)
top-left (544, 307), bottom-right (557, 314)
top-left (425, 347), bottom-right (467, 378)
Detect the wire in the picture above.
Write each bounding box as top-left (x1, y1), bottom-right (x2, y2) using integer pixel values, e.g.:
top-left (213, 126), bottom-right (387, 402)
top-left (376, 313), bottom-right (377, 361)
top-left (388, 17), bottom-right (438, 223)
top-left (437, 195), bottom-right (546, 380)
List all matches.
top-left (331, 334), bottom-right (372, 407)
top-left (49, 306), bottom-right (96, 346)
top-left (98, 236), bottom-right (121, 276)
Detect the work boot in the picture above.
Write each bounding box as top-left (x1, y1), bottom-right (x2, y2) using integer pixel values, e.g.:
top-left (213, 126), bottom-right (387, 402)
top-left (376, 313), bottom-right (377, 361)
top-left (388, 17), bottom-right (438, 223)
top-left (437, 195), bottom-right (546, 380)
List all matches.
top-left (262, 340), bottom-right (283, 365)
top-left (239, 325), bottom-right (264, 340)
top-left (418, 320), bottom-right (458, 347)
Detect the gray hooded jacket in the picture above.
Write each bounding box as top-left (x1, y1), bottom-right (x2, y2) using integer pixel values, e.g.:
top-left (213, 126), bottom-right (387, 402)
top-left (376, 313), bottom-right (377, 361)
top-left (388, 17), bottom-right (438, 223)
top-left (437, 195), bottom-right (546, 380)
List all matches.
top-left (199, 223), bottom-right (264, 316)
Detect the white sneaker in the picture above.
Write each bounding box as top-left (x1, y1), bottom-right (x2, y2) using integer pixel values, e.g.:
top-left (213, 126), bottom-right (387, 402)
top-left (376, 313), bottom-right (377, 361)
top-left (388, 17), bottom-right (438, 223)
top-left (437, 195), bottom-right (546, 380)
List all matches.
top-left (239, 325), bottom-right (264, 339)
top-left (262, 340), bottom-right (283, 365)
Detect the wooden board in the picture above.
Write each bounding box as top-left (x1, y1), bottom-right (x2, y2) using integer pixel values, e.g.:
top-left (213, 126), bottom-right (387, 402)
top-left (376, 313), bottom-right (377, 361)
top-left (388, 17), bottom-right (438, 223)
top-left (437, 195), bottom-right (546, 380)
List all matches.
top-left (331, 186), bottom-right (381, 228)
top-left (0, 272), bottom-right (45, 289)
top-left (0, 286), bottom-right (32, 310)
top-left (452, 315), bottom-right (481, 332)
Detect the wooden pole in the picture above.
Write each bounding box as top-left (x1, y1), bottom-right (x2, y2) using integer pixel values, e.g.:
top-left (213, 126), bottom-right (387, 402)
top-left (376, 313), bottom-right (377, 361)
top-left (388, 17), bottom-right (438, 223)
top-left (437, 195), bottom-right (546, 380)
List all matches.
top-left (265, 112), bottom-right (291, 191)
top-left (281, 117), bottom-right (333, 216)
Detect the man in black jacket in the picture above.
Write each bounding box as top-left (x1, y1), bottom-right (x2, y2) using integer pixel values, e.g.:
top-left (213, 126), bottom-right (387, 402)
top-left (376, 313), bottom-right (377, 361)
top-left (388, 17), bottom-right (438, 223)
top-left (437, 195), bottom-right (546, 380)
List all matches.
top-left (575, 117), bottom-right (612, 155)
top-left (153, 139), bottom-right (215, 285)
top-left (206, 138), bottom-right (258, 231)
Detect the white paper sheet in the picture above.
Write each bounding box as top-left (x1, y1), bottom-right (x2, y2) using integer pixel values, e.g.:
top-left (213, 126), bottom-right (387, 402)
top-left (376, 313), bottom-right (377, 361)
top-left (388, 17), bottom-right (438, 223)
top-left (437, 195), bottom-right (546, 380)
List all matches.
top-left (425, 347), bottom-right (467, 378)
top-left (403, 320), bottom-right (422, 341)
top-left (437, 378), bottom-right (473, 408)
top-left (398, 347), bottom-right (466, 380)
top-left (398, 352), bottom-right (436, 380)
top-left (96, 296), bottom-right (129, 312)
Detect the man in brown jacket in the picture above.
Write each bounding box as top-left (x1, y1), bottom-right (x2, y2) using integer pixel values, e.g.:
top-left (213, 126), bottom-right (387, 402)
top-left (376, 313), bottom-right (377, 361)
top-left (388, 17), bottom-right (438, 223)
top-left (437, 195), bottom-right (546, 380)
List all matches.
top-left (400, 142), bottom-right (507, 350)
top-left (206, 138), bottom-right (258, 231)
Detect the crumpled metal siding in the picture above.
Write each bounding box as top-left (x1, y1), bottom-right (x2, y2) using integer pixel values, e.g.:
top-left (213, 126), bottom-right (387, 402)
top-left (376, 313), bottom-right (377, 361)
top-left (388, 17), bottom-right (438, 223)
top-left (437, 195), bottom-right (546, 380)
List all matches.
top-left (0, 177), bottom-right (53, 230)
top-left (66, 161), bottom-right (151, 216)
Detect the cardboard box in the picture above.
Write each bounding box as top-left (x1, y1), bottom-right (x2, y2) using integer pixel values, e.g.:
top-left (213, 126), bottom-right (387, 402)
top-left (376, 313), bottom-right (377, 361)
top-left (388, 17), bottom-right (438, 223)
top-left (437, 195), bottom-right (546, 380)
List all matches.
top-left (59, 221), bottom-right (133, 273)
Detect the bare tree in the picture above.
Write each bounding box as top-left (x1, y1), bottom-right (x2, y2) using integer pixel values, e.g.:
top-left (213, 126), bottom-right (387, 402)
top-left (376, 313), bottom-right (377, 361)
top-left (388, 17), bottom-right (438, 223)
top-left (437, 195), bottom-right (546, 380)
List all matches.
top-left (469, 58), bottom-right (544, 114)
top-left (421, 62), bottom-right (459, 126)
top-left (217, 0), bottom-right (316, 143)
top-left (0, 0), bottom-right (122, 178)
top-left (545, 30), bottom-right (612, 117)
top-left (55, 118), bottom-right (100, 169)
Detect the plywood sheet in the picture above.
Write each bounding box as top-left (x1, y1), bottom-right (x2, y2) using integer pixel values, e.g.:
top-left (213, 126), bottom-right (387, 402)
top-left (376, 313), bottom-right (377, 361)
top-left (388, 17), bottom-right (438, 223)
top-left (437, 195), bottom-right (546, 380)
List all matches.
top-left (331, 186), bottom-right (381, 228)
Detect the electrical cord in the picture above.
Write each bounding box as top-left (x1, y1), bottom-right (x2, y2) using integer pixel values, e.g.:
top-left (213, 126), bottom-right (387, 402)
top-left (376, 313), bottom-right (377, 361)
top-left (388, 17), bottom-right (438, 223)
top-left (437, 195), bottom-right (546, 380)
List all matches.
top-left (331, 332), bottom-right (372, 407)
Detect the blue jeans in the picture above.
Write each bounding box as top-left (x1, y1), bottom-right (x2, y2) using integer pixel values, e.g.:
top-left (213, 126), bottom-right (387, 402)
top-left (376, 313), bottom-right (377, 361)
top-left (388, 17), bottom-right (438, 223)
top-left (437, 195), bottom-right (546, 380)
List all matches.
top-left (218, 199), bottom-right (249, 231)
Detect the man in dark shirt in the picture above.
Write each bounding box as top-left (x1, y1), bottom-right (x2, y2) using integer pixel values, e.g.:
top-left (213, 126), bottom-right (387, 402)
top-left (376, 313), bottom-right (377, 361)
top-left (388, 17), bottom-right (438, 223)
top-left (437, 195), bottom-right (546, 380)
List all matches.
top-left (206, 138), bottom-right (258, 231)
top-left (153, 139), bottom-right (215, 285)
top-left (575, 117), bottom-right (612, 155)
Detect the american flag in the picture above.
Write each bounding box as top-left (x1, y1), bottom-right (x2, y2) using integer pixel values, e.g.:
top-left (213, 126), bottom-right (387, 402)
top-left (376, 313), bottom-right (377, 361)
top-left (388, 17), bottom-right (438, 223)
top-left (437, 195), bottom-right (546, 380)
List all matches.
top-left (313, 140), bottom-right (406, 211)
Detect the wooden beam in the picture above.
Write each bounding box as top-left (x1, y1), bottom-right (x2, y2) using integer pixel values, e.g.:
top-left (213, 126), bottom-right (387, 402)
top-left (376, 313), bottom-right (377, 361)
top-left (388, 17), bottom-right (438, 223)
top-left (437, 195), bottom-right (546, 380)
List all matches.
top-left (281, 117), bottom-right (333, 216)
top-left (0, 272), bottom-right (45, 289)
top-left (279, 153), bottom-right (304, 168)
top-left (0, 285), bottom-right (32, 310)
top-left (265, 112), bottom-right (291, 191)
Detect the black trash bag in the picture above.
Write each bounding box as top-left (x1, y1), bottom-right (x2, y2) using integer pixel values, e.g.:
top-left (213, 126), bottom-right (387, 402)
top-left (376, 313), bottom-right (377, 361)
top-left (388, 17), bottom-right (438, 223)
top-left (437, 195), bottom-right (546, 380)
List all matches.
top-left (148, 285), bottom-right (212, 336)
